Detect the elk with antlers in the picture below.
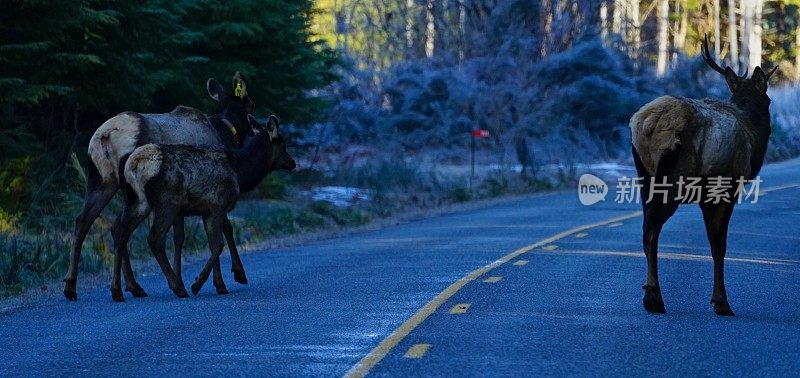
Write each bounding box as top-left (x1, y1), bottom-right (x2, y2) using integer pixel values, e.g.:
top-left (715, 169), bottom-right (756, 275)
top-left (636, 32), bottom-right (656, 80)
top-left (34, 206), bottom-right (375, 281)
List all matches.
top-left (629, 35), bottom-right (777, 316)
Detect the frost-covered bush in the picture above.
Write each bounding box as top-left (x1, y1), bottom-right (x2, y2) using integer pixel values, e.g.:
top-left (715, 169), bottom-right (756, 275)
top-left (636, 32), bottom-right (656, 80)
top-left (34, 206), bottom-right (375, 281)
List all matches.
top-left (528, 41), bottom-right (654, 147)
top-left (767, 85), bottom-right (800, 161)
top-left (659, 54), bottom-right (728, 100)
top-left (318, 38), bottom-right (659, 163)
top-left (382, 62), bottom-right (481, 149)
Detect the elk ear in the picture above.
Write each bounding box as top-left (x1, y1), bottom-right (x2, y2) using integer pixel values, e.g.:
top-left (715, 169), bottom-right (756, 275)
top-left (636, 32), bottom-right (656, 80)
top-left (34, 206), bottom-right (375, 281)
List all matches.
top-left (723, 67), bottom-right (739, 92)
top-left (752, 67), bottom-right (768, 93)
top-left (207, 78), bottom-right (226, 102)
top-left (232, 72), bottom-right (248, 99)
top-left (267, 115), bottom-right (280, 140)
top-left (247, 114), bottom-right (264, 133)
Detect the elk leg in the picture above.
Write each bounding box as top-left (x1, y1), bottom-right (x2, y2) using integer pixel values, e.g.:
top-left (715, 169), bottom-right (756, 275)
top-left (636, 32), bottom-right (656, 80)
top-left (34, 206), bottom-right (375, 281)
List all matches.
top-left (110, 204), bottom-right (148, 302)
top-left (148, 209), bottom-right (189, 298)
top-left (191, 215), bottom-right (225, 295)
top-left (640, 185), bottom-right (678, 314)
top-left (65, 179), bottom-right (117, 301)
top-left (122, 256), bottom-right (147, 298)
top-left (223, 217), bottom-right (248, 284)
top-left (212, 255), bottom-right (228, 295)
top-left (172, 216), bottom-right (186, 287)
top-left (700, 200), bottom-right (736, 316)
top-left (119, 210), bottom-right (147, 298)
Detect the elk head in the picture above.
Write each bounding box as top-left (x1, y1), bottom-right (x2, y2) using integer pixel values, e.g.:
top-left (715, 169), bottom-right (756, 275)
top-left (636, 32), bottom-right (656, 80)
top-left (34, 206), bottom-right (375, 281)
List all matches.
top-left (701, 34), bottom-right (777, 106)
top-left (249, 114), bottom-right (296, 172)
top-left (207, 72), bottom-right (256, 140)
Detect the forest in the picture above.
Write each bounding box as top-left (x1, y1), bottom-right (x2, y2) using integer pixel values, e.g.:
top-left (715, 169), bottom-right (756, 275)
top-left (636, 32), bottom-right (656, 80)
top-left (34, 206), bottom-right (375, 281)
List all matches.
top-left (2, 0), bottom-right (800, 295)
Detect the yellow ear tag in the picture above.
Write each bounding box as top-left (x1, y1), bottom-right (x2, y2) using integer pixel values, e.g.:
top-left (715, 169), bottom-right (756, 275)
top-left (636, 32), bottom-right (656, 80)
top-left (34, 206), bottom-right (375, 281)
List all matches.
top-left (230, 125), bottom-right (237, 135)
top-left (234, 81), bottom-right (244, 98)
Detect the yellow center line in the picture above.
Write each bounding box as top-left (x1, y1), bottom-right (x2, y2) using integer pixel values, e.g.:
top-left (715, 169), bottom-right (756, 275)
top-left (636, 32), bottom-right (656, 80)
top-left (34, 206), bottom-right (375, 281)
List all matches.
top-left (343, 210), bottom-right (642, 378)
top-left (512, 259), bottom-right (529, 266)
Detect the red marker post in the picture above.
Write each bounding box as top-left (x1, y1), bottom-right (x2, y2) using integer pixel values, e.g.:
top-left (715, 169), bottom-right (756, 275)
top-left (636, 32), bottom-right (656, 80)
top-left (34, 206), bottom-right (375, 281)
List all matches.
top-left (470, 129), bottom-right (490, 190)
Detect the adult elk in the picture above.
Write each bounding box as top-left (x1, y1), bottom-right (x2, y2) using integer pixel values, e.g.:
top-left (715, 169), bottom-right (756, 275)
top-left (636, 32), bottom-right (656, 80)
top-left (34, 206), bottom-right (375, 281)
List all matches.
top-left (112, 116), bottom-right (295, 301)
top-left (65, 72), bottom-right (256, 301)
top-left (629, 35), bottom-right (776, 316)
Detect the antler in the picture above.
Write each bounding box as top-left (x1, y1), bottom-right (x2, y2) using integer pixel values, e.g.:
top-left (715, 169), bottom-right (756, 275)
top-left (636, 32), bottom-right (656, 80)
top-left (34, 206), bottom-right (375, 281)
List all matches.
top-left (701, 34), bottom-right (726, 76)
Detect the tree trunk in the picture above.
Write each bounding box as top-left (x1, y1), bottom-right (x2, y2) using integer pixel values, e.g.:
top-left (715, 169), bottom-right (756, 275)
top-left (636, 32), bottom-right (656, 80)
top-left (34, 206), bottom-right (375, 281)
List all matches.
top-left (748, 0), bottom-right (762, 73)
top-left (740, 0), bottom-right (747, 71)
top-left (675, 2), bottom-right (687, 52)
top-left (671, 0), bottom-right (680, 67)
top-left (714, 0), bottom-right (721, 57)
top-left (728, 0), bottom-right (738, 71)
top-left (656, 0), bottom-right (668, 76)
top-left (406, 0), bottom-right (414, 58)
top-left (600, 1), bottom-right (609, 40)
top-left (627, 0), bottom-right (640, 61)
top-left (540, 0), bottom-right (553, 57)
top-left (612, 0), bottom-right (623, 36)
top-left (796, 25), bottom-right (800, 82)
top-left (425, 0), bottom-right (435, 58)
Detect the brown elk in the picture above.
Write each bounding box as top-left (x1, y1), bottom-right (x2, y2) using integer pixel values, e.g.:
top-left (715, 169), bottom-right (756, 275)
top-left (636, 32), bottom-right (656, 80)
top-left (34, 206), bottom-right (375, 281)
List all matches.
top-left (65, 73), bottom-right (256, 301)
top-left (112, 116), bottom-right (295, 301)
top-left (630, 35), bottom-right (776, 316)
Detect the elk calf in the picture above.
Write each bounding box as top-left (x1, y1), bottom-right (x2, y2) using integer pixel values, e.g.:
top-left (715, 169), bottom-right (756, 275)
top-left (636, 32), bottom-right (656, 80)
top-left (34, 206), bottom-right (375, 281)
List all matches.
top-left (630, 35), bottom-right (776, 316)
top-left (111, 116), bottom-right (295, 302)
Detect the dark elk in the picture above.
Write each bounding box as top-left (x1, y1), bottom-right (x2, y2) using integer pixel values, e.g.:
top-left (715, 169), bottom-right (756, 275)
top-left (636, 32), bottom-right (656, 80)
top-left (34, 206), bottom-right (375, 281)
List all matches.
top-left (629, 35), bottom-right (776, 316)
top-left (65, 72), bottom-right (256, 301)
top-left (113, 116), bottom-right (295, 301)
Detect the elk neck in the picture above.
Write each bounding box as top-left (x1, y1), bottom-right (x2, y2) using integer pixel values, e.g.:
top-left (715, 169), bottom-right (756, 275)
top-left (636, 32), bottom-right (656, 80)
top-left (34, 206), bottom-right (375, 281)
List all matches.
top-left (228, 133), bottom-right (273, 194)
top-left (730, 92), bottom-right (772, 178)
top-left (730, 91), bottom-right (771, 134)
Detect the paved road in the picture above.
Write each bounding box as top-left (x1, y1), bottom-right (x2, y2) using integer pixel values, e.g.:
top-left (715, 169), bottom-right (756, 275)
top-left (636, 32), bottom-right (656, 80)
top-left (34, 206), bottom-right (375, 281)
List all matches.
top-left (2, 160), bottom-right (799, 376)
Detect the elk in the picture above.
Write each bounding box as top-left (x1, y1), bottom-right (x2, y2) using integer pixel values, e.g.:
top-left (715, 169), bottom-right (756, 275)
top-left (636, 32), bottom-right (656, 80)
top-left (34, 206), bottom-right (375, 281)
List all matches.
top-left (112, 116), bottom-right (295, 301)
top-left (65, 73), bottom-right (256, 301)
top-left (630, 35), bottom-right (776, 316)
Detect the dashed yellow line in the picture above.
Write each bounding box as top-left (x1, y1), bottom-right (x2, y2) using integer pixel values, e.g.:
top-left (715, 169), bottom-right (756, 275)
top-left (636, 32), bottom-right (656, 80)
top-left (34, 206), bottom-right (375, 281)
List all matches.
top-left (512, 259), bottom-right (529, 266)
top-left (346, 182), bottom-right (798, 377)
top-left (449, 303), bottom-right (471, 314)
top-left (542, 244), bottom-right (559, 251)
top-left (483, 276), bottom-right (502, 283)
top-left (344, 210), bottom-right (642, 378)
top-left (403, 344), bottom-right (431, 359)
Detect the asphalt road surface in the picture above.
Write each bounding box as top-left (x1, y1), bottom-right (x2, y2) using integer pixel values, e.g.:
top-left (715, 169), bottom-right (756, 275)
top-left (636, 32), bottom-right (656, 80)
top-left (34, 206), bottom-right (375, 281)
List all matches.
top-left (2, 160), bottom-right (799, 376)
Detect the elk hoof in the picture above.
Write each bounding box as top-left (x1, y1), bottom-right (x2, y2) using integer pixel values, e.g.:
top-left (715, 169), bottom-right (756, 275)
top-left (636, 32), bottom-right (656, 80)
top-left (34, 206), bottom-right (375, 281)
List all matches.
top-left (111, 288), bottom-right (125, 303)
top-left (642, 285), bottom-right (666, 314)
top-left (63, 279), bottom-right (78, 301)
top-left (191, 281), bottom-right (203, 296)
top-left (172, 285), bottom-right (189, 298)
top-left (233, 269), bottom-right (248, 285)
top-left (215, 286), bottom-right (229, 295)
top-left (712, 299), bottom-right (735, 316)
top-left (126, 285), bottom-right (149, 298)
